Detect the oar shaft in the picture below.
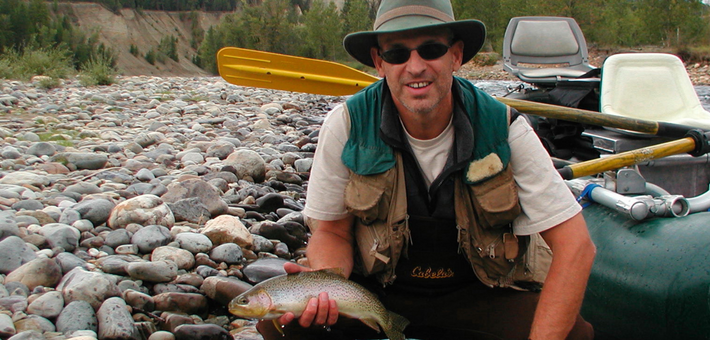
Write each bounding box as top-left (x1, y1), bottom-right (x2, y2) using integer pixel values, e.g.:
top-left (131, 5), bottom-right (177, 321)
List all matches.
top-left (222, 64), bottom-right (374, 88)
top-left (558, 137), bottom-right (697, 180)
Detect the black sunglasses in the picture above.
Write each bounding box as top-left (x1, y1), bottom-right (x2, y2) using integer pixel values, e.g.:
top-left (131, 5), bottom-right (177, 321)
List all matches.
top-left (378, 42), bottom-right (451, 64)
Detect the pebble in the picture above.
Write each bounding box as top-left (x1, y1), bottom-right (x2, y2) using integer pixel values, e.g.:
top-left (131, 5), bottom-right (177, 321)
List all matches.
top-left (0, 76), bottom-right (340, 340)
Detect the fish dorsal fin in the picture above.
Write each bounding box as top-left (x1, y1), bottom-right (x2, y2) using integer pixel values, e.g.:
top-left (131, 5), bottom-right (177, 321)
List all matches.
top-left (319, 268), bottom-right (347, 278)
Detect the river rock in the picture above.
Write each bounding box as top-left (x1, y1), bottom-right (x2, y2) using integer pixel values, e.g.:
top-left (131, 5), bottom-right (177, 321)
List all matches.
top-left (0, 313), bottom-right (15, 337)
top-left (0, 210), bottom-right (20, 239)
top-left (13, 315), bottom-right (55, 333)
top-left (107, 194), bottom-right (175, 229)
top-left (151, 246), bottom-right (195, 270)
top-left (0, 236), bottom-right (37, 274)
top-left (153, 292), bottom-right (208, 316)
top-left (209, 243), bottom-right (243, 264)
top-left (27, 290), bottom-right (64, 318)
top-left (242, 258), bottom-right (289, 284)
top-left (174, 232), bottom-right (213, 254)
top-left (166, 198), bottom-right (211, 223)
top-left (0, 172), bottom-right (50, 188)
top-left (72, 198), bottom-right (116, 226)
top-left (51, 152), bottom-right (108, 170)
top-left (131, 225), bottom-right (172, 253)
top-left (39, 223), bottom-right (80, 251)
top-left (161, 179), bottom-right (228, 216)
top-left (5, 257), bottom-right (62, 290)
top-left (225, 149), bottom-right (266, 183)
top-left (57, 267), bottom-right (121, 309)
top-left (201, 215), bottom-right (252, 249)
top-left (174, 323), bottom-right (231, 340)
top-left (125, 260), bottom-right (178, 283)
top-left (200, 276), bottom-right (252, 306)
top-left (122, 289), bottom-right (155, 311)
top-left (97, 297), bottom-right (140, 340)
top-left (56, 300), bottom-right (98, 334)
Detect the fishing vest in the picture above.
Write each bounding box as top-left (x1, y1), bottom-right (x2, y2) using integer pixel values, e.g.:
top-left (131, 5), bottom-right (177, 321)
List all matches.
top-left (340, 77), bottom-right (552, 289)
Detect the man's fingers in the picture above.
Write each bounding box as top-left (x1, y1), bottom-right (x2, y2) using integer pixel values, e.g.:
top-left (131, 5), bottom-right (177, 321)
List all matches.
top-left (283, 262), bottom-right (310, 274)
top-left (314, 292), bottom-right (330, 325)
top-left (326, 299), bottom-right (339, 325)
top-left (278, 312), bottom-right (295, 326)
top-left (298, 297), bottom-right (319, 328)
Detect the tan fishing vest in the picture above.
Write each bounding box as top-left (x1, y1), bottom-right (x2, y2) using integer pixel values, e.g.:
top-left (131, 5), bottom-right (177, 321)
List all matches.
top-left (343, 153), bottom-right (553, 289)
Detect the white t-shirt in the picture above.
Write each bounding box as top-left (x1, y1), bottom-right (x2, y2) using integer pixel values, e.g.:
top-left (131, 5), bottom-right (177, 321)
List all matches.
top-left (303, 103), bottom-right (581, 236)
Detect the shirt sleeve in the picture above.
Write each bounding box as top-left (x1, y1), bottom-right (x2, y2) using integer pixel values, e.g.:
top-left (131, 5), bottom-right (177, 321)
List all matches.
top-left (302, 104), bottom-right (352, 221)
top-left (508, 115), bottom-right (582, 235)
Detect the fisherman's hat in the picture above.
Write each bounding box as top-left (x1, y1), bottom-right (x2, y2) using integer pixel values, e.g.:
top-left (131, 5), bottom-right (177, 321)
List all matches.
top-left (343, 0), bottom-right (486, 67)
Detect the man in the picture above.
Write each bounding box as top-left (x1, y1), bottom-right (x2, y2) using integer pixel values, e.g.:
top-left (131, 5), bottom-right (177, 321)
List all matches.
top-left (258, 0), bottom-right (596, 339)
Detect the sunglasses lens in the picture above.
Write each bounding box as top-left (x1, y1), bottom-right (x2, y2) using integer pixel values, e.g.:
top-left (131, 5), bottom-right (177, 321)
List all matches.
top-left (380, 48), bottom-right (410, 64)
top-left (380, 43), bottom-right (450, 64)
top-left (418, 43), bottom-right (450, 60)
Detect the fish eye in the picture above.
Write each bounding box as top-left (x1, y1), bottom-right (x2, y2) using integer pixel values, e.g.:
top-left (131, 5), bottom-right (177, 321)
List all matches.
top-left (237, 297), bottom-right (248, 305)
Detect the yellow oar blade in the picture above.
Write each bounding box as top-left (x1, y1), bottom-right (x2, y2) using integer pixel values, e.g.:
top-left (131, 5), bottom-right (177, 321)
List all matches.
top-left (217, 47), bottom-right (378, 96)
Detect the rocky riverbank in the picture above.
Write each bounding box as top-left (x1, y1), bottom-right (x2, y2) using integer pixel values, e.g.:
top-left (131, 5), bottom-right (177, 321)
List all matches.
top-left (0, 76), bottom-right (338, 340)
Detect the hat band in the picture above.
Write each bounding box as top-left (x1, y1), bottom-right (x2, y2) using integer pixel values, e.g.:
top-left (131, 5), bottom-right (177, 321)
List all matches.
top-left (374, 5), bottom-right (455, 30)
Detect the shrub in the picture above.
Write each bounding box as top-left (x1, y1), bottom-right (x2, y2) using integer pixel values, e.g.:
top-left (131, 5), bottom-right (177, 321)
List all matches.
top-left (0, 47), bottom-right (74, 80)
top-left (129, 44), bottom-right (140, 57)
top-left (471, 52), bottom-right (500, 67)
top-left (145, 48), bottom-right (157, 65)
top-left (79, 58), bottom-right (117, 86)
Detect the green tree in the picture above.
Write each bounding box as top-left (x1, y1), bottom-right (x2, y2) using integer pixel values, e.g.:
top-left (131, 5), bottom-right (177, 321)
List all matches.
top-left (342, 0), bottom-right (372, 34)
top-left (301, 0), bottom-right (342, 60)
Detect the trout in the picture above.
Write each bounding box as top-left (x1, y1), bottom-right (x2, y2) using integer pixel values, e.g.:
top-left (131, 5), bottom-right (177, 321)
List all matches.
top-left (228, 269), bottom-right (409, 340)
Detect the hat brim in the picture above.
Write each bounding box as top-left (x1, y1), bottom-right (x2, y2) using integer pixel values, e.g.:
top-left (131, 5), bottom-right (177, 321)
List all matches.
top-left (343, 19), bottom-right (486, 68)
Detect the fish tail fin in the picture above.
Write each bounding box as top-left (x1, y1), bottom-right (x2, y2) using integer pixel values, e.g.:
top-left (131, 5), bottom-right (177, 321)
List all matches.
top-left (382, 311), bottom-right (409, 340)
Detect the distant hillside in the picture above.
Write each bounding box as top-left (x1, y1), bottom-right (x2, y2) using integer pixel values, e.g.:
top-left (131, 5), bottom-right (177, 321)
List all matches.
top-left (58, 2), bottom-right (225, 76)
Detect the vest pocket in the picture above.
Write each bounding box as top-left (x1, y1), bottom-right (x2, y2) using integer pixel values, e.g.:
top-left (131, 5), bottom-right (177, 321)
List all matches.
top-left (470, 167), bottom-right (521, 229)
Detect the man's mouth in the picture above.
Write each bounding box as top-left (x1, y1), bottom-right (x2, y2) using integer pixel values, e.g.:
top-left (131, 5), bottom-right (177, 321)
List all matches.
top-left (407, 82), bottom-right (430, 89)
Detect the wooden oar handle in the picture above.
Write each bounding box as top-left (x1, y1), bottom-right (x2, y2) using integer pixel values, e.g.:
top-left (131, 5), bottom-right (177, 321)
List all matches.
top-left (558, 137), bottom-right (698, 180)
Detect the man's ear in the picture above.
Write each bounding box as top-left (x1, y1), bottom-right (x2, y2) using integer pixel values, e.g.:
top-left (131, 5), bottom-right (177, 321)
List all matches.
top-left (370, 47), bottom-right (386, 77)
top-left (451, 40), bottom-right (464, 72)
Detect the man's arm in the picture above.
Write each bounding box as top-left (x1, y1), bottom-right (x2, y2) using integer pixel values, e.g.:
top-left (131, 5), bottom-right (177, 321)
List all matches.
top-left (529, 212), bottom-right (596, 340)
top-left (277, 215), bottom-right (355, 328)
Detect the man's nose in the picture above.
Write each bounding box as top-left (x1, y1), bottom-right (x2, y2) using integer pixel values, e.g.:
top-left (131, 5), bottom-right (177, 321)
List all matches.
top-left (405, 50), bottom-right (428, 73)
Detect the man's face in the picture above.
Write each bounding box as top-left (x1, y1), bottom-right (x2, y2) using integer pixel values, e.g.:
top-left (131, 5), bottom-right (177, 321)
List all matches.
top-left (370, 29), bottom-right (464, 117)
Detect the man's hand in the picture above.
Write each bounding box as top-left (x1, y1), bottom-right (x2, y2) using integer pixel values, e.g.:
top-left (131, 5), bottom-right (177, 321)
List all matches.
top-left (276, 262), bottom-right (340, 328)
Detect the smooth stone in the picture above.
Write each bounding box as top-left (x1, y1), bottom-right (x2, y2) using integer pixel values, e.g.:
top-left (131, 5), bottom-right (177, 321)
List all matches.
top-left (54, 252), bottom-right (88, 273)
top-left (209, 243), bottom-right (243, 264)
top-left (173, 324), bottom-right (231, 340)
top-left (151, 246), bottom-right (195, 270)
top-left (242, 258), bottom-right (289, 284)
top-left (0, 295), bottom-right (27, 312)
top-left (161, 179), bottom-right (228, 216)
top-left (39, 223), bottom-right (80, 252)
top-left (14, 315), bottom-right (55, 333)
top-left (251, 234), bottom-right (275, 253)
top-left (97, 297), bottom-right (140, 340)
top-left (27, 290), bottom-right (64, 318)
top-left (135, 168), bottom-right (156, 181)
top-left (153, 292), bottom-right (208, 316)
top-left (200, 276), bottom-right (252, 306)
top-left (255, 221), bottom-right (305, 251)
top-left (26, 142), bottom-right (56, 157)
top-left (224, 149), bottom-right (266, 183)
top-left (122, 289), bottom-right (155, 311)
top-left (195, 265), bottom-right (219, 278)
top-left (11, 200), bottom-right (44, 211)
top-left (201, 215), bottom-right (252, 249)
top-left (51, 152), bottom-right (108, 170)
top-left (5, 257), bottom-right (62, 290)
top-left (131, 225), bottom-right (172, 253)
top-left (0, 313), bottom-right (15, 337)
top-left (0, 172), bottom-right (50, 188)
top-left (104, 229), bottom-right (133, 248)
top-left (56, 300), bottom-right (97, 334)
top-left (148, 330), bottom-right (175, 340)
top-left (0, 236), bottom-right (37, 274)
top-left (0, 210), bottom-right (20, 239)
top-left (125, 260), bottom-right (178, 283)
top-left (57, 267), bottom-right (121, 309)
top-left (6, 330), bottom-right (44, 340)
top-left (174, 233), bottom-right (213, 254)
top-left (107, 194), bottom-right (175, 229)
top-left (73, 198), bottom-right (115, 226)
top-left (255, 192), bottom-right (284, 212)
top-left (165, 198), bottom-right (211, 224)
top-left (64, 182), bottom-right (102, 195)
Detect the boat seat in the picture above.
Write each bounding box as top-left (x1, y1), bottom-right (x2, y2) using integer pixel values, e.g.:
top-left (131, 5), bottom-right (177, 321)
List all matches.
top-left (503, 16), bottom-right (597, 86)
top-left (600, 53), bottom-right (710, 130)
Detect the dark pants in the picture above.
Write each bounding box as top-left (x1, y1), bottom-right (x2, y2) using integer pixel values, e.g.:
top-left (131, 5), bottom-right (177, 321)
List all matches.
top-left (256, 281), bottom-right (594, 340)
